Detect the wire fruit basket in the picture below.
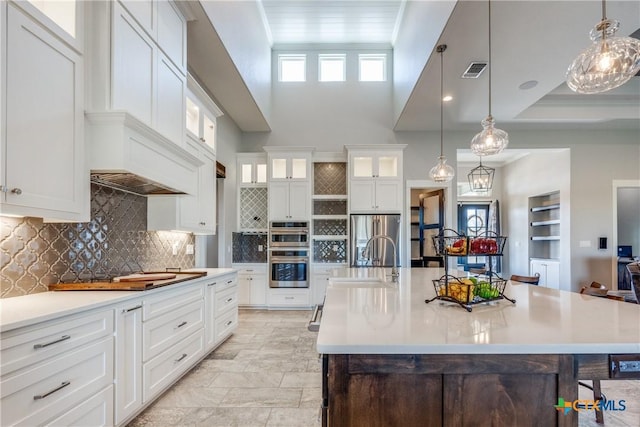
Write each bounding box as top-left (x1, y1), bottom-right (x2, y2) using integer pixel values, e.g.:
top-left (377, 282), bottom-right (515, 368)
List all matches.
top-left (430, 275), bottom-right (509, 312)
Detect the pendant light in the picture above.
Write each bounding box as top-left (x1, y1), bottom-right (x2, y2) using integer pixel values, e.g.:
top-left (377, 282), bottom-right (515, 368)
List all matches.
top-left (468, 156), bottom-right (495, 192)
top-left (470, 0), bottom-right (508, 157)
top-left (429, 44), bottom-right (455, 183)
top-left (566, 0), bottom-right (640, 94)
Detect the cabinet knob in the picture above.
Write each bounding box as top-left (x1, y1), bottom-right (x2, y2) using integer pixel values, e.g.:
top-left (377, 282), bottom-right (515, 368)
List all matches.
top-left (200, 137), bottom-right (206, 142)
top-left (199, 221), bottom-right (206, 226)
top-left (10, 188), bottom-right (22, 195)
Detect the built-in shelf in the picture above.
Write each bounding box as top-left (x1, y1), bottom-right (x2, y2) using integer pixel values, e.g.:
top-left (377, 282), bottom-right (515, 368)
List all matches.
top-left (312, 194), bottom-right (347, 200)
top-left (531, 219), bottom-right (561, 227)
top-left (313, 235), bottom-right (348, 241)
top-left (531, 236), bottom-right (560, 241)
top-left (313, 215), bottom-right (348, 220)
top-left (530, 204), bottom-right (560, 213)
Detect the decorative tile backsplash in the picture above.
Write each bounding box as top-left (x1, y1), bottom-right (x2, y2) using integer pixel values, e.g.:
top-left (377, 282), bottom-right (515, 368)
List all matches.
top-left (313, 200), bottom-right (347, 215)
top-left (314, 163), bottom-right (347, 195)
top-left (232, 233), bottom-right (267, 263)
top-left (314, 219), bottom-right (347, 236)
top-left (239, 187), bottom-right (268, 230)
top-left (313, 240), bottom-right (347, 263)
top-left (0, 184), bottom-right (194, 298)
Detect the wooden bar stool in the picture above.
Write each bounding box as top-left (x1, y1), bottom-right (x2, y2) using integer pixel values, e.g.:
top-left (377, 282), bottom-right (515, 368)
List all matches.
top-left (509, 273), bottom-right (540, 285)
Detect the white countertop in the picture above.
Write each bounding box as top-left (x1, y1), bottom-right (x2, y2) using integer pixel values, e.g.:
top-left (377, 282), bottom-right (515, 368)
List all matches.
top-left (316, 268), bottom-right (640, 355)
top-left (0, 268), bottom-right (236, 332)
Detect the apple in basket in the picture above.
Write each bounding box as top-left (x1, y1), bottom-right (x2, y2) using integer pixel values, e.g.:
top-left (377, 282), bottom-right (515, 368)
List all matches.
top-left (470, 238), bottom-right (498, 254)
top-left (447, 238), bottom-right (466, 254)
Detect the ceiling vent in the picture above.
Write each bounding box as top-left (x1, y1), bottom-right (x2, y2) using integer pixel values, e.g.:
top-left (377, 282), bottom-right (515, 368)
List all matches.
top-left (461, 62), bottom-right (487, 79)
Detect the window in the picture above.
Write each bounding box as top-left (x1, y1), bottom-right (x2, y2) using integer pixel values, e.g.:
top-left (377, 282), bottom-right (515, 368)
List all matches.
top-left (319, 54), bottom-right (346, 82)
top-left (457, 204), bottom-right (490, 270)
top-left (359, 54), bottom-right (386, 81)
top-left (279, 54), bottom-right (306, 82)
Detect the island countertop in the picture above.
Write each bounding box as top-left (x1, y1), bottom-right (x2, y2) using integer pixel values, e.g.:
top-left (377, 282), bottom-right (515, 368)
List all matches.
top-left (316, 268), bottom-right (640, 354)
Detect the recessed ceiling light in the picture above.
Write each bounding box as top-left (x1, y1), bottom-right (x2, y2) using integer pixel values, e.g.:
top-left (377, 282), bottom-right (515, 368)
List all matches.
top-left (519, 80), bottom-right (538, 90)
top-left (442, 95), bottom-right (453, 102)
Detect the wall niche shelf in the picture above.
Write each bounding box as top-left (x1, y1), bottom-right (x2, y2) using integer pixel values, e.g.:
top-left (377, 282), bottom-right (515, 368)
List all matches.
top-left (528, 191), bottom-right (561, 288)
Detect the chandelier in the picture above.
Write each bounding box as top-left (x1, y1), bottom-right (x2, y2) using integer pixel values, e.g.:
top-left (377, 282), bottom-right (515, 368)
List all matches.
top-left (470, 0), bottom-right (508, 157)
top-left (429, 44), bottom-right (455, 183)
top-left (468, 157), bottom-right (495, 192)
top-left (566, 0), bottom-right (640, 94)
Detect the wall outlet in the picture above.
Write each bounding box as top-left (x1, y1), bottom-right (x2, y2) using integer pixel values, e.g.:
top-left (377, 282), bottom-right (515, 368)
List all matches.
top-left (186, 244), bottom-right (194, 255)
top-left (172, 242), bottom-right (179, 255)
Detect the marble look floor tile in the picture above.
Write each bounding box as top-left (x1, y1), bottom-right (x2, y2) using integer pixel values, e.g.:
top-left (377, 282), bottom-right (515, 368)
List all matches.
top-left (300, 388), bottom-right (322, 409)
top-left (243, 359), bottom-right (310, 373)
top-left (280, 372), bottom-right (322, 388)
top-left (126, 407), bottom-right (192, 427)
top-left (159, 386), bottom-right (230, 408)
top-left (192, 407), bottom-right (272, 427)
top-left (199, 359), bottom-right (248, 372)
top-left (210, 372), bottom-right (284, 388)
top-left (220, 387), bottom-right (302, 408)
top-left (266, 408), bottom-right (321, 427)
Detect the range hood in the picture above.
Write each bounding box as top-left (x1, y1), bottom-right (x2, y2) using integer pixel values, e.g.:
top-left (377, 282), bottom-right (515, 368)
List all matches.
top-left (86, 112), bottom-right (203, 196)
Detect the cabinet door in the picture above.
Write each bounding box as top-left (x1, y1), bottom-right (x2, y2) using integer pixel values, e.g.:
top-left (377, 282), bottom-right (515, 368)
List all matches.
top-left (250, 274), bottom-right (267, 305)
top-left (377, 155), bottom-right (399, 178)
top-left (350, 181), bottom-right (376, 212)
top-left (119, 0), bottom-right (154, 37)
top-left (288, 181), bottom-right (310, 220)
top-left (198, 150), bottom-right (216, 233)
top-left (4, 4), bottom-right (85, 218)
top-left (115, 301), bottom-right (143, 425)
top-left (204, 281), bottom-right (217, 350)
top-left (202, 113), bottom-right (216, 153)
top-left (312, 274), bottom-right (330, 305)
top-left (530, 260), bottom-right (546, 286)
top-left (112, 2), bottom-right (154, 125)
top-left (156, 52), bottom-right (185, 146)
top-left (157, 0), bottom-right (185, 72)
top-left (269, 181), bottom-right (290, 220)
top-left (544, 261), bottom-right (560, 290)
top-left (375, 180), bottom-right (402, 212)
top-left (237, 275), bottom-right (251, 306)
top-left (351, 155), bottom-right (374, 179)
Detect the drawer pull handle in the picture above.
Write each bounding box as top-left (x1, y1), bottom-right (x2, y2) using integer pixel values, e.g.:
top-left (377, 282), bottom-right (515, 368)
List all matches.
top-left (175, 353), bottom-right (188, 363)
top-left (34, 335), bottom-right (70, 349)
top-left (225, 297), bottom-right (233, 303)
top-left (33, 381), bottom-right (70, 400)
top-left (227, 280), bottom-right (233, 284)
top-left (208, 282), bottom-right (217, 287)
top-left (225, 320), bottom-right (233, 327)
top-left (123, 305), bottom-right (142, 313)
top-left (285, 296), bottom-right (294, 300)
top-left (176, 321), bottom-right (188, 328)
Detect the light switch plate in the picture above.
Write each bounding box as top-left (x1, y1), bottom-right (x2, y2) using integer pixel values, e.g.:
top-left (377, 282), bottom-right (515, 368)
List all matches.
top-left (186, 244), bottom-right (194, 255)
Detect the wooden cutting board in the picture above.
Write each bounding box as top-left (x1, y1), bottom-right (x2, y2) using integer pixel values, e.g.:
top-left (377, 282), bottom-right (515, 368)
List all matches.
top-left (114, 273), bottom-right (177, 282)
top-left (48, 281), bottom-right (154, 291)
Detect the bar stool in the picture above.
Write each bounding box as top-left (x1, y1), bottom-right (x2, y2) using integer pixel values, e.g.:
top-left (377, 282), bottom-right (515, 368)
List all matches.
top-left (509, 273), bottom-right (540, 285)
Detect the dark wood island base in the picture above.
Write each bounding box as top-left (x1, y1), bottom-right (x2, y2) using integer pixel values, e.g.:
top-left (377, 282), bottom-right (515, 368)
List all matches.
top-left (323, 353), bottom-right (639, 427)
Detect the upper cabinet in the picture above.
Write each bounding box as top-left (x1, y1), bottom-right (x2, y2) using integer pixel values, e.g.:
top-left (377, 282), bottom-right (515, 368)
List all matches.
top-left (237, 153), bottom-right (268, 232)
top-left (265, 148), bottom-right (313, 221)
top-left (186, 74), bottom-right (223, 155)
top-left (238, 154), bottom-right (267, 187)
top-left (0, 1), bottom-right (89, 222)
top-left (86, 0), bottom-right (186, 147)
top-left (347, 145), bottom-right (406, 213)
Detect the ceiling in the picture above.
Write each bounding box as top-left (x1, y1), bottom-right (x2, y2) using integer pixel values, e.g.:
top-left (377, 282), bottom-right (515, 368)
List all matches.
top-left (257, 0), bottom-right (640, 132)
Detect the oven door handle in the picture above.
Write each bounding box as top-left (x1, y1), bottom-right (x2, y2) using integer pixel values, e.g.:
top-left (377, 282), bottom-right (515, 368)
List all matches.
top-left (270, 229), bottom-right (309, 235)
top-left (270, 257), bottom-right (309, 263)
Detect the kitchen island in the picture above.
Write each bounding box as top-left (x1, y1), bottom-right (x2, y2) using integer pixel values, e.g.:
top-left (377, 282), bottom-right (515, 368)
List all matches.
top-left (317, 268), bottom-right (640, 427)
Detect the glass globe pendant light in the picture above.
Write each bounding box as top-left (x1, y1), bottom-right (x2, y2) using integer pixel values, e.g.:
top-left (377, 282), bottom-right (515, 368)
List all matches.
top-left (470, 0), bottom-right (508, 157)
top-left (566, 0), bottom-right (640, 94)
top-left (429, 44), bottom-right (455, 183)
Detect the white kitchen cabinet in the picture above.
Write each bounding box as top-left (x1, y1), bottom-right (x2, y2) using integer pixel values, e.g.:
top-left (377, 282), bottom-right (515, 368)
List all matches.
top-left (48, 385), bottom-right (113, 427)
top-left (238, 153), bottom-right (268, 187)
top-left (347, 145), bottom-right (406, 214)
top-left (0, 2), bottom-right (88, 221)
top-left (269, 181), bottom-right (310, 221)
top-left (235, 264), bottom-right (268, 307)
top-left (267, 288), bottom-right (311, 308)
top-left (530, 259), bottom-right (560, 289)
top-left (186, 74), bottom-right (223, 154)
top-left (204, 273), bottom-right (238, 350)
top-left (0, 309), bottom-right (114, 427)
top-left (268, 151), bottom-right (312, 182)
top-left (88, 0), bottom-right (186, 147)
top-left (147, 141), bottom-right (217, 234)
top-left (311, 265), bottom-right (333, 305)
top-left (114, 300), bottom-right (143, 425)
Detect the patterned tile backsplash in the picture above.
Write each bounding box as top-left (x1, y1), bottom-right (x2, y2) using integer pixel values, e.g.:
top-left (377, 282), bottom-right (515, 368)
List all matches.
top-left (0, 184), bottom-right (194, 298)
top-left (232, 233), bottom-right (267, 263)
top-left (314, 163), bottom-right (347, 195)
top-left (239, 187), bottom-right (268, 230)
top-left (313, 240), bottom-right (347, 263)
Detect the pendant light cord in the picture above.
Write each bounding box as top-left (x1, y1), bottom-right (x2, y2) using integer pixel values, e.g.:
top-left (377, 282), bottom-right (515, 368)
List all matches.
top-left (488, 0), bottom-right (492, 117)
top-left (440, 46), bottom-right (444, 157)
top-left (601, 0), bottom-right (607, 41)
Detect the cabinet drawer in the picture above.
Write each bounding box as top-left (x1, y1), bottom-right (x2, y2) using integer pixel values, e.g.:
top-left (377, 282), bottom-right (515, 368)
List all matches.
top-left (215, 286), bottom-right (238, 315)
top-left (215, 310), bottom-right (237, 344)
top-left (0, 337), bottom-right (114, 427)
top-left (1, 310), bottom-right (113, 377)
top-left (47, 385), bottom-right (113, 427)
top-left (143, 330), bottom-right (204, 403)
top-left (143, 299), bottom-right (203, 362)
top-left (268, 290), bottom-right (310, 306)
top-left (211, 274), bottom-right (237, 293)
top-left (143, 285), bottom-right (202, 321)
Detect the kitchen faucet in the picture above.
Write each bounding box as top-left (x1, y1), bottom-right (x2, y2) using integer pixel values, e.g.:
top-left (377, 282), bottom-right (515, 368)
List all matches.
top-left (362, 235), bottom-right (399, 282)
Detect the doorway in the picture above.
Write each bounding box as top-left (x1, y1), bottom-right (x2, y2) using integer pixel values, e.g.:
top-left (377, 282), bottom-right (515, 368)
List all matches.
top-left (613, 181), bottom-right (640, 289)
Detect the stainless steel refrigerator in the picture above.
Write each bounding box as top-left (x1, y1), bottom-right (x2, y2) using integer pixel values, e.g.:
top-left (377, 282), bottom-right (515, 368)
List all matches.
top-left (350, 214), bottom-right (401, 267)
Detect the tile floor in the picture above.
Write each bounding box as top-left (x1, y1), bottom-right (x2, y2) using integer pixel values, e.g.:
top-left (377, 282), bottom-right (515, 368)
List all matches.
top-left (128, 309), bottom-right (640, 427)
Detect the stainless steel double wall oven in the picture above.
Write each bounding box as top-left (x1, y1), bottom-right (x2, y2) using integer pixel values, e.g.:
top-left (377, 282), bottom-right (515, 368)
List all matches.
top-left (268, 221), bottom-right (309, 288)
